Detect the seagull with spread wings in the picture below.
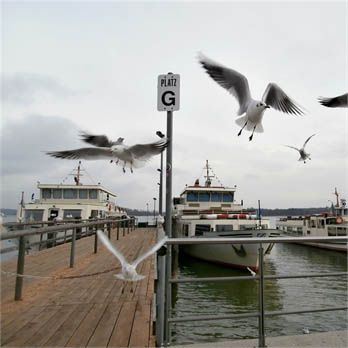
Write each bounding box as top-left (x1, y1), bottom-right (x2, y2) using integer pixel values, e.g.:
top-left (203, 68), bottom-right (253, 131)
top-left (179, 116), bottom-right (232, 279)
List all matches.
top-left (284, 134), bottom-right (316, 164)
top-left (198, 53), bottom-right (305, 141)
top-left (318, 93), bottom-right (348, 108)
top-left (46, 136), bottom-right (169, 173)
top-left (97, 230), bottom-right (167, 292)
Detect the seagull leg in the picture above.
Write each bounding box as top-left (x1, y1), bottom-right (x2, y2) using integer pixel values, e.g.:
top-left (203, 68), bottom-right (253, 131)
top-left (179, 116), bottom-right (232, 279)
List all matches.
top-left (249, 124), bottom-right (257, 141)
top-left (238, 121), bottom-right (248, 136)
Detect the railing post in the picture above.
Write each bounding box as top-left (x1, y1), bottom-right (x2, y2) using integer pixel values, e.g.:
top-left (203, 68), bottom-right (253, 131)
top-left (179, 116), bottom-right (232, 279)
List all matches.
top-left (70, 228), bottom-right (76, 268)
top-left (107, 223), bottom-right (111, 239)
top-left (127, 220), bottom-right (130, 234)
top-left (258, 243), bottom-right (266, 348)
top-left (123, 221), bottom-right (125, 237)
top-left (14, 236), bottom-right (26, 301)
top-left (156, 252), bottom-right (166, 347)
top-left (94, 227), bottom-right (98, 253)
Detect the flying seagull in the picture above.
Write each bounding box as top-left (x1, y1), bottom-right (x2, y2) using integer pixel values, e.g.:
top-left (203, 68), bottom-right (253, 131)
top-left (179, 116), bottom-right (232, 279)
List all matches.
top-left (284, 134), bottom-right (316, 163)
top-left (97, 230), bottom-right (167, 292)
top-left (46, 137), bottom-right (169, 173)
top-left (198, 53), bottom-right (305, 141)
top-left (318, 93), bottom-right (348, 108)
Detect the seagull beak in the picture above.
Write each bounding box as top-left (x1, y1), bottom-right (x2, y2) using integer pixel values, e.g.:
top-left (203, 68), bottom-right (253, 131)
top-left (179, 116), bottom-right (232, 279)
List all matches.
top-left (265, 105), bottom-right (270, 109)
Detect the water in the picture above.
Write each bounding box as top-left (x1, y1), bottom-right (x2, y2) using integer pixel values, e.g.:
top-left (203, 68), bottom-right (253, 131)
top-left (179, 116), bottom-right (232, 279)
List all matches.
top-left (171, 217), bottom-right (347, 345)
top-left (1, 215), bottom-right (18, 262)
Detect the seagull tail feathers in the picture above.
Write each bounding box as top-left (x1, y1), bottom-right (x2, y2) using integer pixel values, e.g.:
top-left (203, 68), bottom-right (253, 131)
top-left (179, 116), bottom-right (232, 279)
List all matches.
top-left (235, 116), bottom-right (264, 133)
top-left (114, 273), bottom-right (146, 282)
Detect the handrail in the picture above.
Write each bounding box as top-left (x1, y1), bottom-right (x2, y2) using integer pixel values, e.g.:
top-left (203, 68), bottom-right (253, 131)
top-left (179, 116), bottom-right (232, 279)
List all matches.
top-left (155, 236), bottom-right (348, 347)
top-left (0, 217), bottom-right (134, 240)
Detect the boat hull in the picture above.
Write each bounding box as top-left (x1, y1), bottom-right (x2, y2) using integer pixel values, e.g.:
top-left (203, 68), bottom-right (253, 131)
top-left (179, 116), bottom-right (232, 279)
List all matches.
top-left (293, 241), bottom-right (347, 252)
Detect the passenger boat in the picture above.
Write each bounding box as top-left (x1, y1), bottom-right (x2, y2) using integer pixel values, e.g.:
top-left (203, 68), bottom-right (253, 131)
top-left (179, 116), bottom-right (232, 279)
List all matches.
top-left (12, 162), bottom-right (128, 251)
top-left (276, 189), bottom-right (347, 252)
top-left (172, 161), bottom-right (279, 271)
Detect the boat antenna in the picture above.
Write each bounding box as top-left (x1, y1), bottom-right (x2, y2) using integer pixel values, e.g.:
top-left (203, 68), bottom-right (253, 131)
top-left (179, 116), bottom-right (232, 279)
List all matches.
top-left (333, 188), bottom-right (339, 207)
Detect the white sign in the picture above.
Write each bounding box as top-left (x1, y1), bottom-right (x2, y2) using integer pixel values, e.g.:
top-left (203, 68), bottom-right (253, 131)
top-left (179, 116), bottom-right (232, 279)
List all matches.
top-left (157, 73), bottom-right (180, 111)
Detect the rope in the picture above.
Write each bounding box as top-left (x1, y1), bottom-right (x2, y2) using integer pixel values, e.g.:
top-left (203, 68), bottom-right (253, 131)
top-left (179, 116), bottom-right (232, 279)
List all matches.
top-left (1, 266), bottom-right (121, 280)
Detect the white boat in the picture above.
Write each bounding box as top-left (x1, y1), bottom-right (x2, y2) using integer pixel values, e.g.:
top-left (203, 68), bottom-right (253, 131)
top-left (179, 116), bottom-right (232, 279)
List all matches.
top-left (173, 161), bottom-right (278, 271)
top-left (276, 189), bottom-right (347, 252)
top-left (13, 162), bottom-right (128, 251)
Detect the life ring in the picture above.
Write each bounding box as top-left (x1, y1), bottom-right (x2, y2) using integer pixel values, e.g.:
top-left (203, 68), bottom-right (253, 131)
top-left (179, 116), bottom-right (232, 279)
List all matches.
top-left (336, 216), bottom-right (344, 224)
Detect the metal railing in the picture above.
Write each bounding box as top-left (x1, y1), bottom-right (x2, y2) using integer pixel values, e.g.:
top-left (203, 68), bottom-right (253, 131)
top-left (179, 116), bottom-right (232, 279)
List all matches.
top-left (154, 235), bottom-right (348, 347)
top-left (1, 217), bottom-right (136, 300)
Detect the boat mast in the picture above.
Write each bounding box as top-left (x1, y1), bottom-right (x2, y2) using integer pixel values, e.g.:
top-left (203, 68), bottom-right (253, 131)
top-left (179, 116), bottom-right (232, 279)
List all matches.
top-left (334, 187), bottom-right (339, 207)
top-left (204, 160), bottom-right (214, 187)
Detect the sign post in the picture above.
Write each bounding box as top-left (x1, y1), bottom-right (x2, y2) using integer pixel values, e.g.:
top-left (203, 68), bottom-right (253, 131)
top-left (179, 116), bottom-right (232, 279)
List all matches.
top-left (157, 72), bottom-right (180, 346)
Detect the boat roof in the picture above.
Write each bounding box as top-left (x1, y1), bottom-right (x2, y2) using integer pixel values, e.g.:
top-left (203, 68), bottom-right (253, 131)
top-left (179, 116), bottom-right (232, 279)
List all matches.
top-left (181, 185), bottom-right (236, 195)
top-left (38, 184), bottom-right (117, 197)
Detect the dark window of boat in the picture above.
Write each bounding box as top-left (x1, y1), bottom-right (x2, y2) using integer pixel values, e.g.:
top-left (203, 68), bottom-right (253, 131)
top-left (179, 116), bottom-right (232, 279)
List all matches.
top-left (199, 192), bottom-right (210, 202)
top-left (239, 224), bottom-right (258, 230)
top-left (187, 192), bottom-right (198, 202)
top-left (53, 189), bottom-right (62, 199)
top-left (183, 224), bottom-right (189, 237)
top-left (216, 224), bottom-right (233, 232)
top-left (63, 189), bottom-right (78, 199)
top-left (328, 227), bottom-right (336, 236)
top-left (24, 209), bottom-right (44, 221)
top-left (89, 189), bottom-right (98, 199)
top-left (195, 224), bottom-right (211, 236)
top-left (223, 193), bottom-right (233, 202)
top-left (79, 189), bottom-right (88, 199)
top-left (63, 209), bottom-right (82, 218)
top-left (337, 227), bottom-right (347, 236)
top-left (211, 192), bottom-right (222, 202)
top-left (42, 189), bottom-right (51, 199)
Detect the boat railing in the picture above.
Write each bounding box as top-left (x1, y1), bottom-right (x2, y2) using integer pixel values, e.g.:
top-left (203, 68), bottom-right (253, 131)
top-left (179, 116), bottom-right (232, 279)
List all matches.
top-left (154, 234), bottom-right (348, 348)
top-left (0, 217), bottom-right (137, 301)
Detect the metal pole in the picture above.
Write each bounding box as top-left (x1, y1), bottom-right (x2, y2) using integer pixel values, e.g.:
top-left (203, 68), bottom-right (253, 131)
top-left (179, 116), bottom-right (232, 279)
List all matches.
top-left (258, 243), bottom-right (266, 348)
top-left (70, 228), bottom-right (76, 268)
top-left (94, 227), bottom-right (98, 253)
top-left (165, 109), bottom-right (173, 344)
top-left (14, 236), bottom-right (26, 301)
top-left (159, 152), bottom-right (163, 215)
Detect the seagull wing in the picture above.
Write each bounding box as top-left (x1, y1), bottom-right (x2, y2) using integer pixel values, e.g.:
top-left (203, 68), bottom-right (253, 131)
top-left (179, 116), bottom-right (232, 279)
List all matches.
top-left (97, 230), bottom-right (128, 266)
top-left (46, 147), bottom-right (115, 160)
top-left (198, 53), bottom-right (251, 115)
top-left (262, 83), bottom-right (305, 115)
top-left (128, 138), bottom-right (169, 161)
top-left (132, 236), bottom-right (168, 267)
top-left (80, 131), bottom-right (123, 147)
top-left (303, 134), bottom-right (316, 148)
top-left (283, 145), bottom-right (300, 152)
top-left (318, 93), bottom-right (348, 108)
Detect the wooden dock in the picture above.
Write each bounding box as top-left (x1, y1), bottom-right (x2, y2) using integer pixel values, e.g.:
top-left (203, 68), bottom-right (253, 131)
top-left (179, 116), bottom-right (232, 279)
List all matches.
top-left (1, 227), bottom-right (157, 347)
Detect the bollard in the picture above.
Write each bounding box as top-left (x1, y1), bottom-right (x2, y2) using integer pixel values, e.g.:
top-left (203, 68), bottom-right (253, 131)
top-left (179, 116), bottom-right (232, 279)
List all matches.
top-left (14, 236), bottom-right (26, 301)
top-left (70, 228), bottom-right (77, 268)
top-left (258, 243), bottom-right (266, 348)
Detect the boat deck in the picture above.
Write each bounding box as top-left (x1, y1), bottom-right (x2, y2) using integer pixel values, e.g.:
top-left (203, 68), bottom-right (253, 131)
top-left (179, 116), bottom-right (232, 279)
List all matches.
top-left (1, 226), bottom-right (156, 347)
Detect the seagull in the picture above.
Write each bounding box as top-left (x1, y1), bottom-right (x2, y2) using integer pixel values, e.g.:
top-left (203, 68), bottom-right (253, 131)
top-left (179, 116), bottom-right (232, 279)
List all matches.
top-left (97, 230), bottom-right (167, 292)
top-left (284, 134), bottom-right (316, 163)
top-left (318, 93), bottom-right (348, 108)
top-left (302, 327), bottom-right (310, 334)
top-left (198, 53), bottom-right (305, 141)
top-left (46, 137), bottom-right (169, 173)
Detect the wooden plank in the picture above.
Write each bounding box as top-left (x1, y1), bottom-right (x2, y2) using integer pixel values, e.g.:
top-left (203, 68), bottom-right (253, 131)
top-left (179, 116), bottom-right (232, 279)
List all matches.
top-left (128, 300), bottom-right (151, 348)
top-left (43, 303), bottom-right (93, 347)
top-left (86, 301), bottom-right (122, 347)
top-left (107, 301), bottom-right (137, 347)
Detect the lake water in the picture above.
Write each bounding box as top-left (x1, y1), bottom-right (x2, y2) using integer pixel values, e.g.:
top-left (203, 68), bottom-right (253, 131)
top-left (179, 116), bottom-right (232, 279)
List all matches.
top-left (170, 218), bottom-right (347, 345)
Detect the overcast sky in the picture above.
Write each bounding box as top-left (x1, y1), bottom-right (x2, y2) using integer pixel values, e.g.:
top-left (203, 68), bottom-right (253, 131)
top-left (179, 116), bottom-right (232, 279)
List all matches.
top-left (1, 1), bottom-right (347, 211)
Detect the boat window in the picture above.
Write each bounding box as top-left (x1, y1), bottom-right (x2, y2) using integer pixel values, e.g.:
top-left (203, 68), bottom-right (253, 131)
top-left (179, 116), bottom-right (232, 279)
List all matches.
top-left (187, 192), bottom-right (198, 202)
top-left (199, 192), bottom-right (210, 202)
top-left (216, 224), bottom-right (233, 232)
top-left (337, 227), bottom-right (347, 236)
top-left (223, 193), bottom-right (233, 202)
top-left (183, 224), bottom-right (189, 237)
top-left (24, 209), bottom-right (44, 222)
top-left (90, 210), bottom-right (99, 218)
top-left (79, 189), bottom-right (88, 199)
top-left (53, 189), bottom-right (62, 199)
top-left (211, 192), bottom-right (222, 202)
top-left (239, 224), bottom-right (258, 230)
top-left (63, 210), bottom-right (81, 219)
top-left (89, 189), bottom-right (98, 199)
top-left (195, 224), bottom-right (211, 236)
top-left (328, 227), bottom-right (337, 236)
top-left (63, 189), bottom-right (78, 199)
top-left (42, 189), bottom-right (51, 199)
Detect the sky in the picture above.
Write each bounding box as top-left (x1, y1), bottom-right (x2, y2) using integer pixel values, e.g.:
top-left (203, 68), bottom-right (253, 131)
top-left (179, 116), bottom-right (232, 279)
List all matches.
top-left (1, 0), bottom-right (347, 211)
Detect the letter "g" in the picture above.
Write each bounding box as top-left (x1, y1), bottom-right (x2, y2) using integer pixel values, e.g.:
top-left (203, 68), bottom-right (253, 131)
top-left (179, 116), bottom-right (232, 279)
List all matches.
top-left (162, 91), bottom-right (176, 106)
